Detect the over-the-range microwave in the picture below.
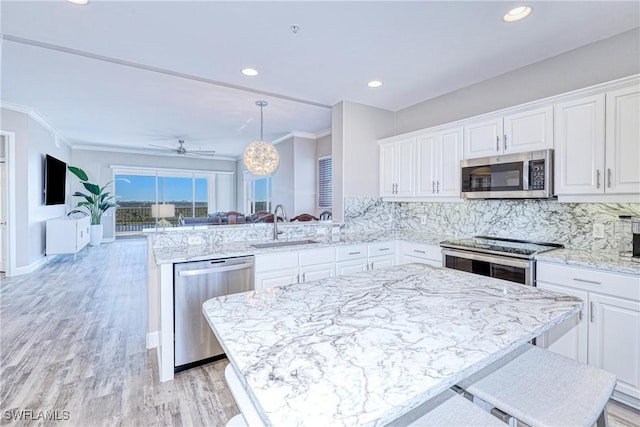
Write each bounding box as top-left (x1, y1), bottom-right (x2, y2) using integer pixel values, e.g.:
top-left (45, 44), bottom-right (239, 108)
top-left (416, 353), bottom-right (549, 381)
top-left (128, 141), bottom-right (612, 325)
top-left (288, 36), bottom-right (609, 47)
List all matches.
top-left (461, 149), bottom-right (553, 199)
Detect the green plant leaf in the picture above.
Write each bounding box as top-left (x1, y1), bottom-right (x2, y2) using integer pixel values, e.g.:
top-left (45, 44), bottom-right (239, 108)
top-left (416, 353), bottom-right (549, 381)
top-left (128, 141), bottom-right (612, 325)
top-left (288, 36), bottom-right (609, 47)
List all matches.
top-left (68, 166), bottom-right (89, 181)
top-left (82, 182), bottom-right (101, 195)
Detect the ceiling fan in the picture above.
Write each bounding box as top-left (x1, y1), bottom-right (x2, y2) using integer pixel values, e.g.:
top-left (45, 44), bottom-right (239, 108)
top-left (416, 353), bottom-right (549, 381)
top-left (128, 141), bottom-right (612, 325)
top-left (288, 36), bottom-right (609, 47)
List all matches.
top-left (148, 139), bottom-right (217, 157)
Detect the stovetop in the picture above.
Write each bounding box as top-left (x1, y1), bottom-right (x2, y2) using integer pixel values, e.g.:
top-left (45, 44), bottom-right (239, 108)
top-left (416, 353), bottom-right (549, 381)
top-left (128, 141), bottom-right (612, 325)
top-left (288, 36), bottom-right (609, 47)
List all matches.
top-left (440, 236), bottom-right (563, 259)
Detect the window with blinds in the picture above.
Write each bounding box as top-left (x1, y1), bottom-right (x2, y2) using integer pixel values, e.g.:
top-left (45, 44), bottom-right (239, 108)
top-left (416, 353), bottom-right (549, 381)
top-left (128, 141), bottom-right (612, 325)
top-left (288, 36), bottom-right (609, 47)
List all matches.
top-left (318, 156), bottom-right (332, 208)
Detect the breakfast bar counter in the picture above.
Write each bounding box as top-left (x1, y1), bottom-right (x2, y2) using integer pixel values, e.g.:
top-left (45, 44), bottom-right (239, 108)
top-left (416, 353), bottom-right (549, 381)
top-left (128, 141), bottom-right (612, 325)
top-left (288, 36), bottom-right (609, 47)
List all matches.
top-left (203, 263), bottom-right (582, 427)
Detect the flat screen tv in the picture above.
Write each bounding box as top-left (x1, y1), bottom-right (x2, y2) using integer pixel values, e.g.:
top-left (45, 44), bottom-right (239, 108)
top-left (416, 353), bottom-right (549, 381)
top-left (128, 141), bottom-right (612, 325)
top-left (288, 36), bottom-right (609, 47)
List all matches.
top-left (44, 154), bottom-right (67, 205)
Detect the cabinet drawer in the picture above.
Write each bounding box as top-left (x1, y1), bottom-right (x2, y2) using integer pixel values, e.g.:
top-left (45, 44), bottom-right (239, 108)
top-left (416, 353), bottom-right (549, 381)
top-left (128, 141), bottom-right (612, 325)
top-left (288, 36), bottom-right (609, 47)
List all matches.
top-left (255, 252), bottom-right (298, 272)
top-left (368, 241), bottom-right (397, 257)
top-left (336, 244), bottom-right (368, 261)
top-left (299, 247), bottom-right (336, 267)
top-left (401, 242), bottom-right (441, 261)
top-left (537, 262), bottom-right (639, 301)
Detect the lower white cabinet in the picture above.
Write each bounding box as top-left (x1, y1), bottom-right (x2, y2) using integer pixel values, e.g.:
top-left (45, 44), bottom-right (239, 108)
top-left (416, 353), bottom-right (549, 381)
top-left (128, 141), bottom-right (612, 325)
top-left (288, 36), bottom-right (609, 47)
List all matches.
top-left (299, 263), bottom-right (335, 283)
top-left (536, 262), bottom-right (640, 408)
top-left (400, 241), bottom-right (442, 267)
top-left (369, 255), bottom-right (394, 270)
top-left (256, 268), bottom-right (299, 290)
top-left (336, 259), bottom-right (369, 276)
top-left (46, 216), bottom-right (91, 256)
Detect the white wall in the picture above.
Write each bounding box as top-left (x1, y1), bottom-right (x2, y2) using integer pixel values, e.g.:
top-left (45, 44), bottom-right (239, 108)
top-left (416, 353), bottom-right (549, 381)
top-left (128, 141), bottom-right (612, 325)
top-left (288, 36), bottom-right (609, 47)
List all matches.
top-left (331, 102), bottom-right (344, 221)
top-left (70, 149), bottom-right (236, 240)
top-left (292, 136), bottom-right (316, 216)
top-left (394, 28), bottom-right (640, 134)
top-left (271, 137), bottom-right (295, 215)
top-left (1, 108), bottom-right (71, 271)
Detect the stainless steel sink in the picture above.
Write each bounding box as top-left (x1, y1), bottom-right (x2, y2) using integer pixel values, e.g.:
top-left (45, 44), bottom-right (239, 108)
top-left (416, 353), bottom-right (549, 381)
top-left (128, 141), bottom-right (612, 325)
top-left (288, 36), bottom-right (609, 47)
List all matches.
top-left (250, 239), bottom-right (319, 249)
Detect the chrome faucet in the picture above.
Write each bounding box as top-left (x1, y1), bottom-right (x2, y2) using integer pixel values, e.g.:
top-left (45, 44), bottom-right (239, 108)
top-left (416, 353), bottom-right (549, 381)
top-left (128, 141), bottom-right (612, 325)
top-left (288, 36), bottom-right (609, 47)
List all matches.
top-left (272, 204), bottom-right (287, 240)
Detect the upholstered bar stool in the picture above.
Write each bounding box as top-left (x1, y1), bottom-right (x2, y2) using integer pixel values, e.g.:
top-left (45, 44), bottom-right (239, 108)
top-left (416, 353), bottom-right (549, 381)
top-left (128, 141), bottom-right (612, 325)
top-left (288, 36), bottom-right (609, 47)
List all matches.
top-left (390, 389), bottom-right (505, 426)
top-left (457, 344), bottom-right (617, 427)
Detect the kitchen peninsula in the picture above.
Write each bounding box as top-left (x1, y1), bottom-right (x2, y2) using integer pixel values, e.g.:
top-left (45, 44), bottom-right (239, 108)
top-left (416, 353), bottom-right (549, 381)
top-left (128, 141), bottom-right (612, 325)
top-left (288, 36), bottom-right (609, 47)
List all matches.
top-left (203, 263), bottom-right (582, 426)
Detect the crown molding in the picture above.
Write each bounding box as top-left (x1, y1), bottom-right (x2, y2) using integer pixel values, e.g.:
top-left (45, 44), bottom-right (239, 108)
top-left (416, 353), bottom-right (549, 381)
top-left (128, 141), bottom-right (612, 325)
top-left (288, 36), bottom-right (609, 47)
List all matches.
top-left (0, 100), bottom-right (71, 148)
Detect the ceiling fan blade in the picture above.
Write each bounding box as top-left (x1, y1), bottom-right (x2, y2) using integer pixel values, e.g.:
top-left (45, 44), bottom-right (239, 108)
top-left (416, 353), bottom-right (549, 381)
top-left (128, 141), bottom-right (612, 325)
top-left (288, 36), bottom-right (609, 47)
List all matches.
top-left (191, 150), bottom-right (217, 155)
top-left (148, 144), bottom-right (175, 150)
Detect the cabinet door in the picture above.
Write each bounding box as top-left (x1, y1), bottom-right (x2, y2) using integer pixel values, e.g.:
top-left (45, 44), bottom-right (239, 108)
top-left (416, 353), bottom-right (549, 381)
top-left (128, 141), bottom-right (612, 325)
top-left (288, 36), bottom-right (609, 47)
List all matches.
top-left (436, 127), bottom-right (463, 197)
top-left (255, 268), bottom-right (299, 291)
top-left (379, 142), bottom-right (397, 197)
top-left (554, 94), bottom-right (606, 195)
top-left (396, 138), bottom-right (416, 197)
top-left (588, 292), bottom-right (640, 400)
top-left (503, 105), bottom-right (553, 154)
top-left (605, 86), bottom-right (640, 194)
top-left (336, 259), bottom-right (368, 276)
top-left (369, 254), bottom-right (394, 270)
top-left (299, 263), bottom-right (335, 283)
top-left (536, 281), bottom-right (588, 364)
top-left (416, 133), bottom-right (437, 197)
top-left (463, 117), bottom-right (502, 159)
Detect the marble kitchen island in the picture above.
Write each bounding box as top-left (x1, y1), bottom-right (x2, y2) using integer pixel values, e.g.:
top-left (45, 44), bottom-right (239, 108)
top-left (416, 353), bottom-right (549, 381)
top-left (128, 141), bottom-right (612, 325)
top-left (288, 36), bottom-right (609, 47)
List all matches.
top-left (203, 263), bottom-right (582, 427)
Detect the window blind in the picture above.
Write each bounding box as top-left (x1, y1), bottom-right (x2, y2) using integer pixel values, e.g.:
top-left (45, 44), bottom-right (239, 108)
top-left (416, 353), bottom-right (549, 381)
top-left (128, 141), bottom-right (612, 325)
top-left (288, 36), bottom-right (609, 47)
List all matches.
top-left (318, 157), bottom-right (332, 208)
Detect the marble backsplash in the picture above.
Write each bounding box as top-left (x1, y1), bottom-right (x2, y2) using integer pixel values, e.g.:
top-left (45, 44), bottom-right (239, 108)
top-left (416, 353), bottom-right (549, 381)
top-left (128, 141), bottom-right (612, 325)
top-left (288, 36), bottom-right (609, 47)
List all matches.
top-left (151, 222), bottom-right (341, 249)
top-left (344, 197), bottom-right (640, 251)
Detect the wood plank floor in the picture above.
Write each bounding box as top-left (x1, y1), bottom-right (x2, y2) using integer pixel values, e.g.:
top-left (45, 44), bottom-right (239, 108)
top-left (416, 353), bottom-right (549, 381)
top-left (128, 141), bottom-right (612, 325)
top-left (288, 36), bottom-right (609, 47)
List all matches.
top-left (1, 240), bottom-right (638, 426)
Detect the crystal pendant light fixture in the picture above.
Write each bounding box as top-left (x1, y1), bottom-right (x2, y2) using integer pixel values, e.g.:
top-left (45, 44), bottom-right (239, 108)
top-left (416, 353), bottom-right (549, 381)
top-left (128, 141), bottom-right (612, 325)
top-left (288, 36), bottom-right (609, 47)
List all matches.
top-left (243, 101), bottom-right (280, 176)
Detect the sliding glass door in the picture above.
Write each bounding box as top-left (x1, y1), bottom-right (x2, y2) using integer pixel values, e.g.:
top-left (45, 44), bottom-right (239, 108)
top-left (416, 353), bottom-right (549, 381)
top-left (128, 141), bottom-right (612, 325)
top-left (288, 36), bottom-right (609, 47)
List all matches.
top-left (113, 168), bottom-right (234, 237)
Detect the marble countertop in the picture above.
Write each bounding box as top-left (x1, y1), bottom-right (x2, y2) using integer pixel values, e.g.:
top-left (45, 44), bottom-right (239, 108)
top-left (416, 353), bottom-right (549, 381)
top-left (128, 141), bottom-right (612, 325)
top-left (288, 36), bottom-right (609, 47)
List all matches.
top-left (152, 231), bottom-right (451, 264)
top-left (203, 263), bottom-right (581, 427)
top-left (536, 248), bottom-right (640, 276)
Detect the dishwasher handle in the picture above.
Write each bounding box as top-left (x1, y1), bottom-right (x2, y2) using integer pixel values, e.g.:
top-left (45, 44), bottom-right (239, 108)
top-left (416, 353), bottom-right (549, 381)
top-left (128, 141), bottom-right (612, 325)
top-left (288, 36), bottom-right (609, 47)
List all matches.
top-left (177, 261), bottom-right (253, 277)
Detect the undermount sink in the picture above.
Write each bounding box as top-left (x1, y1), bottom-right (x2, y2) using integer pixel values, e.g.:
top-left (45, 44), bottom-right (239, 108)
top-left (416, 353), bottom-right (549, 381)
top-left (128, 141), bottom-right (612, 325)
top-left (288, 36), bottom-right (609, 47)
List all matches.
top-left (250, 239), bottom-right (319, 249)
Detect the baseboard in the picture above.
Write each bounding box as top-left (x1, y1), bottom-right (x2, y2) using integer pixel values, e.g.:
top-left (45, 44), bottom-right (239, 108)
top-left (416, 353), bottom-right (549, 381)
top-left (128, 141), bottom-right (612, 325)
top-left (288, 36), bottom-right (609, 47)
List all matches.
top-left (612, 390), bottom-right (640, 411)
top-left (146, 331), bottom-right (159, 349)
top-left (10, 256), bottom-right (50, 277)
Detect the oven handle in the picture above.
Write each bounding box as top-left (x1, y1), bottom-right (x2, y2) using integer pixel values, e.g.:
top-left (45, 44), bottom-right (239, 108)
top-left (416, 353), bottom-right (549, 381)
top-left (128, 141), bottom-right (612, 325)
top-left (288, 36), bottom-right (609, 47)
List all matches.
top-left (441, 248), bottom-right (533, 270)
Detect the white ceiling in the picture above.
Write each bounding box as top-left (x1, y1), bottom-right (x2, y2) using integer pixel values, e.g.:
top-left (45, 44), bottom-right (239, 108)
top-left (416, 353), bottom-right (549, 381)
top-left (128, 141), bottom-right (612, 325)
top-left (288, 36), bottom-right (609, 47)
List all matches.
top-left (1, 1), bottom-right (638, 158)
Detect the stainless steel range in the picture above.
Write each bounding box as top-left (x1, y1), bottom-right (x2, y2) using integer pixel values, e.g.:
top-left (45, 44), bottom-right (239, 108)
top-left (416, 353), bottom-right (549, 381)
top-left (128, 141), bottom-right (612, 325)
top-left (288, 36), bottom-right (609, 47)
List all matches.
top-left (440, 236), bottom-right (563, 286)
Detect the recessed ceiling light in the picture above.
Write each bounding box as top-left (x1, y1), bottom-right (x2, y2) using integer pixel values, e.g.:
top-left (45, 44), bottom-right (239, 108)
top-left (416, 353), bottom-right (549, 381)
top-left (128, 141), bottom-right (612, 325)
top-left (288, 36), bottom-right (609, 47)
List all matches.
top-left (241, 68), bottom-right (259, 77)
top-left (503, 6), bottom-right (532, 22)
top-left (368, 80), bottom-right (383, 88)
top-left (67, 0), bottom-right (89, 4)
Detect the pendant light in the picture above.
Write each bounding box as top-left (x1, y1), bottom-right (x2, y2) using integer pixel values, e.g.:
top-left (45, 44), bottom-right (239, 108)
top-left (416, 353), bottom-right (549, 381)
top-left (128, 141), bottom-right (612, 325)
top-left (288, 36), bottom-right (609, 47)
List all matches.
top-left (243, 101), bottom-right (279, 176)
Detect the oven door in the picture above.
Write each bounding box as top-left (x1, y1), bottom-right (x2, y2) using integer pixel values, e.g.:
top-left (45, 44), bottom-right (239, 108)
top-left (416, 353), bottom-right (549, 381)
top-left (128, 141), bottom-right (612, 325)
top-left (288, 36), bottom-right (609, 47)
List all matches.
top-left (442, 248), bottom-right (534, 285)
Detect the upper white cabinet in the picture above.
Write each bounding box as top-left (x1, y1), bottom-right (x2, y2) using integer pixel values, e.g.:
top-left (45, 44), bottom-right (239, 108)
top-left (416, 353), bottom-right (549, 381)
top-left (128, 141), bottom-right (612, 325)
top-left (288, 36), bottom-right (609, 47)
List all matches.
top-left (554, 94), bottom-right (605, 195)
top-left (463, 106), bottom-right (553, 159)
top-left (379, 137), bottom-right (415, 198)
top-left (605, 85), bottom-right (640, 194)
top-left (416, 127), bottom-right (463, 197)
top-left (555, 84), bottom-right (640, 196)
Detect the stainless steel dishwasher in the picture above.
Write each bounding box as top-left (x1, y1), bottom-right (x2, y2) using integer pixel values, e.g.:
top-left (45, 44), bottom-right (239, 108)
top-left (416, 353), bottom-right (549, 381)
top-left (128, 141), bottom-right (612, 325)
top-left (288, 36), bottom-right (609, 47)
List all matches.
top-left (173, 256), bottom-right (254, 371)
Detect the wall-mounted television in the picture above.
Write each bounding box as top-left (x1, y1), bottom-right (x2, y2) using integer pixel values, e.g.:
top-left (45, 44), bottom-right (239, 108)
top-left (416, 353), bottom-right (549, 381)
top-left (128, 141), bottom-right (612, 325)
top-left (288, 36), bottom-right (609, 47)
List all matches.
top-left (44, 154), bottom-right (67, 206)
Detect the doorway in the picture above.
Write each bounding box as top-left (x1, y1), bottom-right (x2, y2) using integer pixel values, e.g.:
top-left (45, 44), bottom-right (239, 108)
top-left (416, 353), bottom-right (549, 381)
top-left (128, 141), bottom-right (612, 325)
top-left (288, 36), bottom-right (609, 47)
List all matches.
top-left (0, 131), bottom-right (15, 276)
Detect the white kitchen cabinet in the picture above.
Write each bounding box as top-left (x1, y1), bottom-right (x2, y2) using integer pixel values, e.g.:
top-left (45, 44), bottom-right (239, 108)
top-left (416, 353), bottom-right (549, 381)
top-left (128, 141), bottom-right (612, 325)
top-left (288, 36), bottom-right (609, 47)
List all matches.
top-left (536, 261), bottom-right (640, 408)
top-left (555, 85), bottom-right (640, 197)
top-left (369, 255), bottom-right (395, 270)
top-left (400, 241), bottom-right (442, 267)
top-left (256, 247), bottom-right (338, 289)
top-left (605, 85), bottom-right (640, 194)
top-left (379, 137), bottom-right (415, 198)
top-left (336, 259), bottom-right (369, 275)
top-left (463, 106), bottom-right (553, 159)
top-left (46, 216), bottom-right (91, 256)
top-left (554, 94), bottom-right (606, 195)
top-left (536, 281), bottom-right (589, 364)
top-left (588, 292), bottom-right (640, 401)
top-left (416, 127), bottom-right (463, 198)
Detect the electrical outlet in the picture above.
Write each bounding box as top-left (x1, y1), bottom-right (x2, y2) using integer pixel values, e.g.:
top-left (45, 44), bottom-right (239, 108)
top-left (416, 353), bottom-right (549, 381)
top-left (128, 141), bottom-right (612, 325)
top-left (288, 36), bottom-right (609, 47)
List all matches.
top-left (188, 235), bottom-right (203, 245)
top-left (592, 223), bottom-right (605, 239)
top-left (419, 214), bottom-right (428, 225)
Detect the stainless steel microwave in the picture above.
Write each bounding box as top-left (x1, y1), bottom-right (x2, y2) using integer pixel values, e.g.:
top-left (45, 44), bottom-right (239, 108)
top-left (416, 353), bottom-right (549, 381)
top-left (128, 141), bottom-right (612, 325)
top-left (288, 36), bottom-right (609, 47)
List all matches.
top-left (461, 149), bottom-right (553, 199)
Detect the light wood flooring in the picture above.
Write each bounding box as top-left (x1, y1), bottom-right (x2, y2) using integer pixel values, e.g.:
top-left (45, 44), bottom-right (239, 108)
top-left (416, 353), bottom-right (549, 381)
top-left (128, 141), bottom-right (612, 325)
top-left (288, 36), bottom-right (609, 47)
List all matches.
top-left (1, 240), bottom-right (638, 427)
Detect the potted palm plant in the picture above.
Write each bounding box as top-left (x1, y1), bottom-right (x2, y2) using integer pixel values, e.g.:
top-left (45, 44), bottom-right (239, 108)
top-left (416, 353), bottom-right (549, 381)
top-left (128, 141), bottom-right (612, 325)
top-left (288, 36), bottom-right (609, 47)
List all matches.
top-left (68, 165), bottom-right (121, 246)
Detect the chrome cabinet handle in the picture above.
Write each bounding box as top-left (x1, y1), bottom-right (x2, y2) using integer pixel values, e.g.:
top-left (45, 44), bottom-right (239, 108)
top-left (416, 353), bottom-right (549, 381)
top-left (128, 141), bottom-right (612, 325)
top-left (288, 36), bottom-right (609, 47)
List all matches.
top-left (496, 136), bottom-right (500, 152)
top-left (572, 277), bottom-right (601, 285)
top-left (378, 247), bottom-right (391, 251)
top-left (413, 249), bottom-right (426, 254)
top-left (503, 135), bottom-right (507, 151)
top-left (302, 273), bottom-right (306, 282)
top-left (590, 301), bottom-right (595, 323)
top-left (596, 170), bottom-right (601, 188)
top-left (579, 310), bottom-right (583, 321)
top-left (349, 251), bottom-right (361, 255)
top-left (607, 168), bottom-right (612, 188)
top-left (436, 181), bottom-right (440, 193)
top-left (432, 181), bottom-right (435, 193)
